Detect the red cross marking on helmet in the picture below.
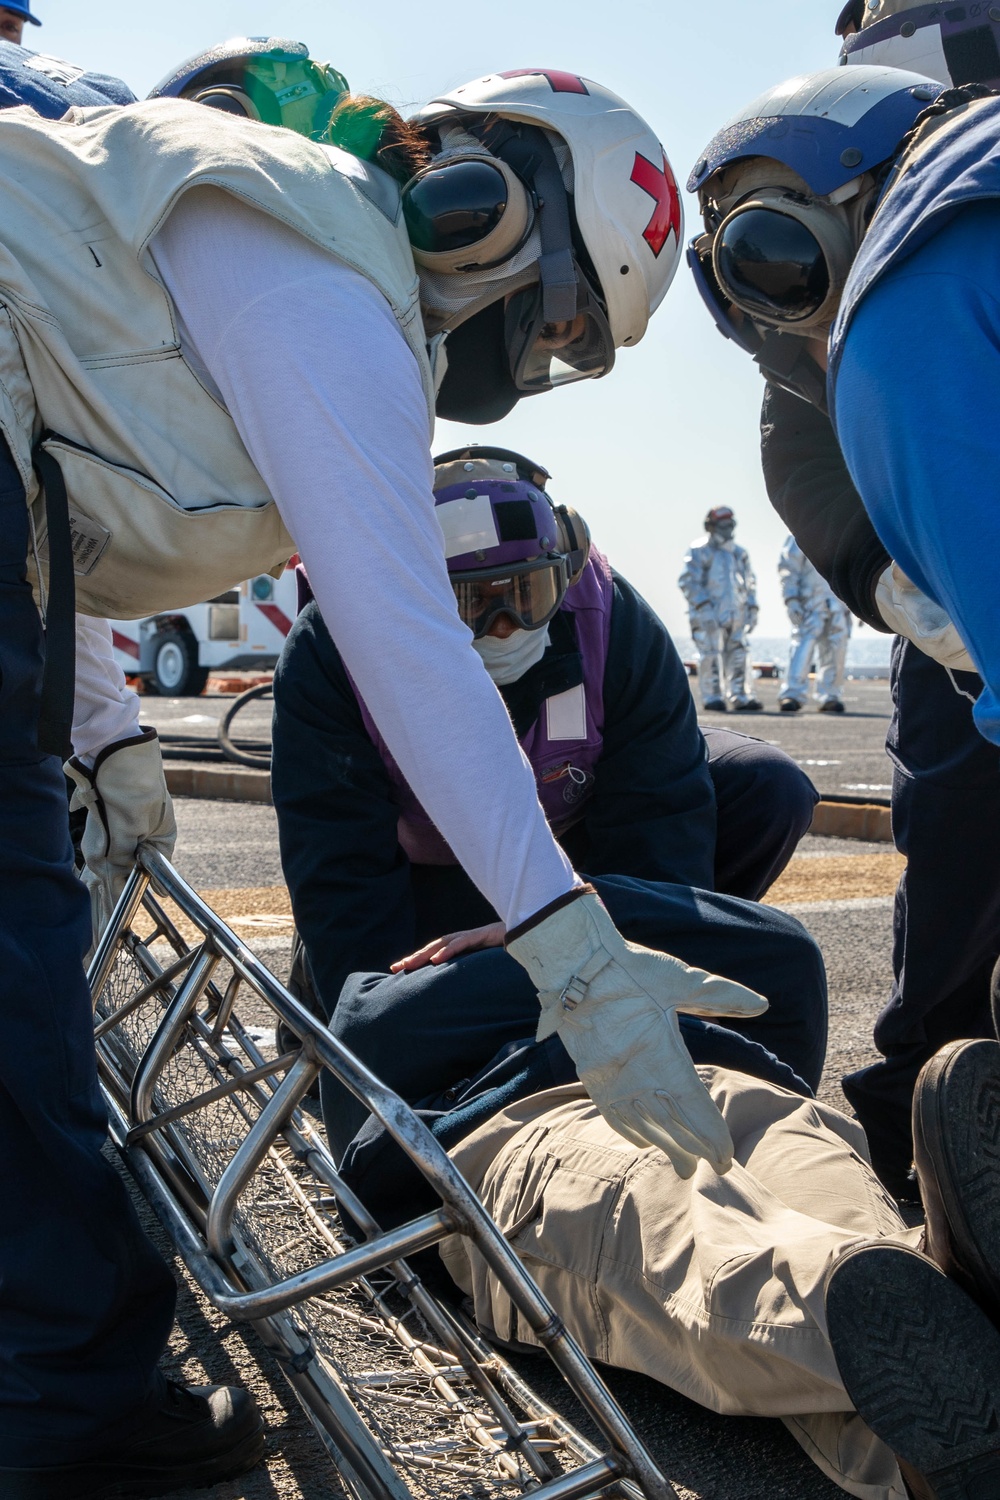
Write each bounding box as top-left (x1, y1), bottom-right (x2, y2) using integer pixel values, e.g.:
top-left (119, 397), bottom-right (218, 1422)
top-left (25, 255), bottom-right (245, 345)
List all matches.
top-left (630, 151), bottom-right (681, 257)
top-left (499, 69), bottom-right (589, 94)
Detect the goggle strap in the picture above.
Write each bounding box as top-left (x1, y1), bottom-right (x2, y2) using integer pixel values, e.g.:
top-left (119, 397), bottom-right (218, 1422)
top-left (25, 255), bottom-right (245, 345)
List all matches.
top-left (475, 120), bottom-right (580, 323)
top-left (537, 248), bottom-right (578, 321)
top-left (530, 133), bottom-right (579, 323)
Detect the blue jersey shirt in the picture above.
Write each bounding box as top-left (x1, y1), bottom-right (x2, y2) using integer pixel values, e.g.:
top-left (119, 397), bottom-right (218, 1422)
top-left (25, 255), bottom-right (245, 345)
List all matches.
top-left (0, 39), bottom-right (134, 115)
top-left (830, 94), bottom-right (1000, 405)
top-left (829, 97), bottom-right (1000, 745)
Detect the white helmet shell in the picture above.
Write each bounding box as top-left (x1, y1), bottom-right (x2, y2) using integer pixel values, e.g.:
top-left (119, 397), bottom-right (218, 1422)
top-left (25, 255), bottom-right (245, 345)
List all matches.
top-left (414, 69), bottom-right (682, 352)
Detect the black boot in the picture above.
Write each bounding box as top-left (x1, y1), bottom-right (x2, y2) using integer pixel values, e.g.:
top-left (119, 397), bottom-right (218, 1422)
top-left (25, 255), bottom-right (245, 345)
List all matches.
top-left (826, 1242), bottom-right (1000, 1499)
top-left (0, 1381), bottom-right (265, 1498)
top-left (912, 1038), bottom-right (1000, 1323)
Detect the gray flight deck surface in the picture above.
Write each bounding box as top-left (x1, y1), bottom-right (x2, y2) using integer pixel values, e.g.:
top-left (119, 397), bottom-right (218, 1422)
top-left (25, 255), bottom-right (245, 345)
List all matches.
top-left (143, 673), bottom-right (897, 800)
top-left (129, 678), bottom-right (899, 1498)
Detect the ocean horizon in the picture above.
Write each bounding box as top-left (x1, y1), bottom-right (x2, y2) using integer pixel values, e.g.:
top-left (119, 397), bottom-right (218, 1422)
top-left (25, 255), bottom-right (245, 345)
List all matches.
top-left (674, 634), bottom-right (893, 671)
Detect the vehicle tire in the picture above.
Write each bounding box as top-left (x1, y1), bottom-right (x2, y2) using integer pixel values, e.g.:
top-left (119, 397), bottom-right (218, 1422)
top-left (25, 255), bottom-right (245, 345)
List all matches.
top-left (148, 627), bottom-right (210, 697)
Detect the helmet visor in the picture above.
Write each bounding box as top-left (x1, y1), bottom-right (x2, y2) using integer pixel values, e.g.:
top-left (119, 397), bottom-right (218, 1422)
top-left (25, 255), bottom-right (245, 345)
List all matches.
top-left (713, 207), bottom-right (831, 325)
top-left (451, 557), bottom-right (568, 638)
top-left (505, 277), bottom-right (615, 392)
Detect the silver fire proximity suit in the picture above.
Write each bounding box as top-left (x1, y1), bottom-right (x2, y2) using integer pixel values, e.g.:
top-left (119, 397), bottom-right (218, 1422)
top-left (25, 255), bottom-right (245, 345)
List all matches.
top-left (778, 538), bottom-right (852, 708)
top-left (679, 531), bottom-right (759, 708)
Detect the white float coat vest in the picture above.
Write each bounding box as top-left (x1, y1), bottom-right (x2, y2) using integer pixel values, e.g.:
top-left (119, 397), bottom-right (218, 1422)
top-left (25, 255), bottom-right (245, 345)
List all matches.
top-left (0, 98), bottom-right (434, 617)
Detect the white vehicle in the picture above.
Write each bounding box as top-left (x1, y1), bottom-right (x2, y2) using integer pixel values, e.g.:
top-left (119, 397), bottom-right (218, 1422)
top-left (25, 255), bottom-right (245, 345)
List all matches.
top-left (108, 562), bottom-right (300, 695)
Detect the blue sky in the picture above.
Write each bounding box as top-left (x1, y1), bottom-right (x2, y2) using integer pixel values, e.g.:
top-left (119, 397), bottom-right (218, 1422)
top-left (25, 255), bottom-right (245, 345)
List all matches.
top-left (41, 1), bottom-right (841, 635)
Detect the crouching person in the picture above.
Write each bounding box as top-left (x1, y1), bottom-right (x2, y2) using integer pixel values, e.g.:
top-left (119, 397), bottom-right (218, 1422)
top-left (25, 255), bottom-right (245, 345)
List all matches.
top-left (272, 446), bottom-right (825, 1101)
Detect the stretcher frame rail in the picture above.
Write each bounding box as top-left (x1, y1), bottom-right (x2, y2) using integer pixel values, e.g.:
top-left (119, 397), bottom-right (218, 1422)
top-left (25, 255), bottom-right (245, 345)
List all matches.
top-left (89, 849), bottom-right (678, 1500)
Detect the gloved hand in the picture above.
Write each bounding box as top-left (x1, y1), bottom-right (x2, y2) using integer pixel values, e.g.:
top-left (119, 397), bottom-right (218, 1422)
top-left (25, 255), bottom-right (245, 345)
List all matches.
top-left (785, 601), bottom-right (805, 629)
top-left (746, 607), bottom-right (759, 632)
top-left (65, 727), bottom-right (177, 944)
top-left (506, 888), bottom-right (768, 1178)
top-left (875, 563), bottom-right (976, 673)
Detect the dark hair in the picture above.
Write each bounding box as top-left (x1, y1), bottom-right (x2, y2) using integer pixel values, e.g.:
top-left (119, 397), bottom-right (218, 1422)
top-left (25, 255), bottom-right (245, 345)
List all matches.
top-left (326, 95), bottom-right (431, 183)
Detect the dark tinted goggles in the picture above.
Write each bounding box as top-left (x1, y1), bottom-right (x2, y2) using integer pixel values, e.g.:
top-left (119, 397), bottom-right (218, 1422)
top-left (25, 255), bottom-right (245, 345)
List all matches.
top-left (687, 235), bottom-right (830, 409)
top-left (687, 235), bottom-right (765, 354)
top-left (504, 273), bottom-right (614, 393)
top-left (713, 207), bottom-right (832, 326)
top-left (402, 157), bottom-right (535, 272)
top-left (451, 556), bottom-right (569, 639)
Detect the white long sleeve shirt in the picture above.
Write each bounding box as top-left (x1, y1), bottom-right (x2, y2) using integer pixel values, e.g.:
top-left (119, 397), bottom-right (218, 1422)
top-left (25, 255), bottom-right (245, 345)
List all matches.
top-left (73, 186), bottom-right (569, 928)
top-left (72, 614), bottom-right (141, 762)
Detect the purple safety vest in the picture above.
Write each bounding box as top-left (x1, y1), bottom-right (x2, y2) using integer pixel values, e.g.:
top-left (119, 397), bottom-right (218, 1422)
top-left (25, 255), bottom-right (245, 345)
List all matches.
top-left (355, 549), bottom-right (615, 865)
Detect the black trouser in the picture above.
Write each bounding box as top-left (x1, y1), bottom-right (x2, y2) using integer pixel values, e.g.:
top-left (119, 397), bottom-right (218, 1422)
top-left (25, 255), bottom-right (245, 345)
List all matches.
top-left (324, 874), bottom-right (827, 1163)
top-left (0, 437), bottom-right (175, 1463)
top-left (843, 638), bottom-right (1000, 1193)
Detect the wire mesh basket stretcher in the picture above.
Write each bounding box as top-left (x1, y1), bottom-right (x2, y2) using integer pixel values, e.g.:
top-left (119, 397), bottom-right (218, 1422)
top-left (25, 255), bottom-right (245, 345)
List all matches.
top-left (88, 848), bottom-right (679, 1500)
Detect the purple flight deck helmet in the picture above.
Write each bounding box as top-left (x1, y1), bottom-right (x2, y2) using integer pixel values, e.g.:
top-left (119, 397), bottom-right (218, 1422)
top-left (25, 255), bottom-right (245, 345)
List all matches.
top-left (840, 1), bottom-right (1000, 92)
top-left (686, 65), bottom-right (943, 405)
top-left (433, 445), bottom-right (590, 638)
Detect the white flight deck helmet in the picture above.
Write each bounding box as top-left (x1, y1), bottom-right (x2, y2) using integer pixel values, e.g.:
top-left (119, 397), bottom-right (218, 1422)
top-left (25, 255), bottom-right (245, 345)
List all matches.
top-left (838, 0), bottom-right (1000, 90)
top-left (410, 69), bottom-right (683, 422)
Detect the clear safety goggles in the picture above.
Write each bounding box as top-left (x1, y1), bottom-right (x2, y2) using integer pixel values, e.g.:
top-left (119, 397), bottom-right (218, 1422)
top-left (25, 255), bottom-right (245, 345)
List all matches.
top-left (504, 272), bottom-right (615, 392)
top-left (451, 556), bottom-right (569, 639)
top-left (403, 155), bottom-right (536, 273)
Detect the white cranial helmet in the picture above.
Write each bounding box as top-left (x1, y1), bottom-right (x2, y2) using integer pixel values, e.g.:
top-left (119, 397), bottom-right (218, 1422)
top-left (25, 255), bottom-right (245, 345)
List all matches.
top-left (411, 69), bottom-right (682, 421)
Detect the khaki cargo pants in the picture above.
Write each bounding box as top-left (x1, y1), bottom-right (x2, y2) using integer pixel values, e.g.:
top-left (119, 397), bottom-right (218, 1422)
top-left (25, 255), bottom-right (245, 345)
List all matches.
top-left (441, 1069), bottom-right (922, 1500)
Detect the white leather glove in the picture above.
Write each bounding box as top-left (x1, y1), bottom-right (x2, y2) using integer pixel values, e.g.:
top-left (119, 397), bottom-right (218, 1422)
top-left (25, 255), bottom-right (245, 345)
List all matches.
top-left (875, 563), bottom-right (976, 674)
top-left (506, 889), bottom-right (768, 1178)
top-left (65, 728), bottom-right (177, 944)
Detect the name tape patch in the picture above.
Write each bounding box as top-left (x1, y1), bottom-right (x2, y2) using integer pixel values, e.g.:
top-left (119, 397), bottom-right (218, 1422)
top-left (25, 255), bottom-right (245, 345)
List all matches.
top-left (546, 684), bottom-right (588, 742)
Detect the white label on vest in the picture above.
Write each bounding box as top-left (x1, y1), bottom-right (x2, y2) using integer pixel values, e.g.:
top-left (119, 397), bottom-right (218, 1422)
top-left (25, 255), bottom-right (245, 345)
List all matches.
top-left (25, 53), bottom-right (86, 86)
top-left (849, 28), bottom-right (950, 88)
top-left (68, 511), bottom-right (112, 575)
top-left (546, 684), bottom-right (587, 742)
top-left (436, 495), bottom-right (499, 559)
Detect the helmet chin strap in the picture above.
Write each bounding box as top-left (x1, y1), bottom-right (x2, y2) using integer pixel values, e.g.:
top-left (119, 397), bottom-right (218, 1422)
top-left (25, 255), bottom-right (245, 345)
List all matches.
top-left (756, 330), bottom-right (830, 411)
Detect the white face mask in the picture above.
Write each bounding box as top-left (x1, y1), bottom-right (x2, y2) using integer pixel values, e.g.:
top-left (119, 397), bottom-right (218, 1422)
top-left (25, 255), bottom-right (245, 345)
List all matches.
top-left (472, 626), bottom-right (550, 685)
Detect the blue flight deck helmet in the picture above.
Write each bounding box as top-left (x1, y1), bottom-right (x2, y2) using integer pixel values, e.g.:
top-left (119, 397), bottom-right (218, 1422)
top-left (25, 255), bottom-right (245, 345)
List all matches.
top-left (686, 65), bottom-right (943, 404)
top-left (148, 37), bottom-right (349, 142)
top-left (840, 1), bottom-right (1000, 92)
top-left (1, 0), bottom-right (41, 24)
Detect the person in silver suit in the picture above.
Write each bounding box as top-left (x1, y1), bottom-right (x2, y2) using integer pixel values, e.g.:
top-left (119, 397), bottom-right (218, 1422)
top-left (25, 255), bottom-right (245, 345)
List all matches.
top-left (778, 535), bottom-right (851, 714)
top-left (679, 506), bottom-right (761, 712)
